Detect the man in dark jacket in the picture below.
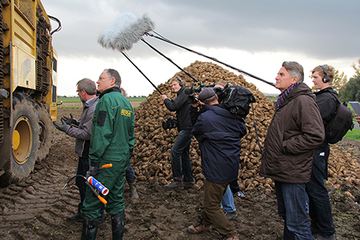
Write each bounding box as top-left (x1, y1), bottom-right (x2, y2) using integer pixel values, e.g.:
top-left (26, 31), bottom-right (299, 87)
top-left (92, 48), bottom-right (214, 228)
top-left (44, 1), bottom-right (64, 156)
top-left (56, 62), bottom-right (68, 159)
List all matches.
top-left (187, 88), bottom-right (246, 240)
top-left (81, 69), bottom-right (135, 240)
top-left (53, 78), bottom-right (99, 221)
top-left (306, 65), bottom-right (337, 240)
top-left (260, 61), bottom-right (325, 240)
top-left (161, 77), bottom-right (194, 190)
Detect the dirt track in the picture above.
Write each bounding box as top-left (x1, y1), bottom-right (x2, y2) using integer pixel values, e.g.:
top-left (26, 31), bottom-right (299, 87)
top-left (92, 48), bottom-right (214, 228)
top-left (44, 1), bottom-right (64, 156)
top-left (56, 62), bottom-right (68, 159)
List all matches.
top-left (0, 107), bottom-right (359, 240)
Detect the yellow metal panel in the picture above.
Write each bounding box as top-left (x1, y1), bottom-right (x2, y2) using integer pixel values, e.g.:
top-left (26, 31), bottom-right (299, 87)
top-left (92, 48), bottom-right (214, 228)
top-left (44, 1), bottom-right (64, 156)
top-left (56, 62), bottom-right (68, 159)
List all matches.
top-left (12, 45), bottom-right (36, 92)
top-left (13, 9), bottom-right (35, 56)
top-left (18, 0), bottom-right (36, 26)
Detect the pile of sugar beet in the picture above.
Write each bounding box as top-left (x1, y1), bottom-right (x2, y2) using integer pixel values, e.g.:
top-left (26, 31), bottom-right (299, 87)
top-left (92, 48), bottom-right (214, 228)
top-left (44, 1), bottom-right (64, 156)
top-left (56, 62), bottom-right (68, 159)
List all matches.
top-left (131, 61), bottom-right (360, 195)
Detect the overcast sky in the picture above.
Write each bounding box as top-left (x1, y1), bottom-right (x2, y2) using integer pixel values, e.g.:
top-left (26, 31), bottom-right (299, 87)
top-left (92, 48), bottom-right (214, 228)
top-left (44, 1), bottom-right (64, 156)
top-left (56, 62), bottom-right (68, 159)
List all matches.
top-left (41, 0), bottom-right (360, 97)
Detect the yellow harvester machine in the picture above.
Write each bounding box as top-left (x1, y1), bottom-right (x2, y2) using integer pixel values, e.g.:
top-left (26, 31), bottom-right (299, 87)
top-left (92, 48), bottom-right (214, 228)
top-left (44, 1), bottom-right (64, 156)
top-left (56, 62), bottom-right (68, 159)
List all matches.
top-left (0, 0), bottom-right (60, 183)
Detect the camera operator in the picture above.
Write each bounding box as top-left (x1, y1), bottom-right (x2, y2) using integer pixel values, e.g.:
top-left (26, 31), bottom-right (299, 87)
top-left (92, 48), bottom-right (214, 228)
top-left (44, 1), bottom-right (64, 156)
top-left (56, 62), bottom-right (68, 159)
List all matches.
top-left (160, 77), bottom-right (194, 190)
top-left (187, 88), bottom-right (246, 240)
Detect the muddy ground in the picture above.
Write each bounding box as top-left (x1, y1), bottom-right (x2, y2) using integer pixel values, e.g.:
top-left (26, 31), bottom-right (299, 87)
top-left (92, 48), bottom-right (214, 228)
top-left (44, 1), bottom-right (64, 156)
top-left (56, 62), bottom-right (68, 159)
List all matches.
top-left (0, 107), bottom-right (359, 240)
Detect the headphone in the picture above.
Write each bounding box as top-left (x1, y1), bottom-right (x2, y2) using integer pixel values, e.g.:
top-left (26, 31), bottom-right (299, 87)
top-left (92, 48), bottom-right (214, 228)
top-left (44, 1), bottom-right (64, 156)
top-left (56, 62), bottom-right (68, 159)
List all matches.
top-left (176, 77), bottom-right (184, 87)
top-left (320, 65), bottom-right (330, 83)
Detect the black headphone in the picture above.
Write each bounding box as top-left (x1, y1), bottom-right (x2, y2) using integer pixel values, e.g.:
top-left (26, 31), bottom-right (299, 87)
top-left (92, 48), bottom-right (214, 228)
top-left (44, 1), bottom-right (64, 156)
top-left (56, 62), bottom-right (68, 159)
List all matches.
top-left (176, 77), bottom-right (184, 87)
top-left (320, 65), bottom-right (330, 83)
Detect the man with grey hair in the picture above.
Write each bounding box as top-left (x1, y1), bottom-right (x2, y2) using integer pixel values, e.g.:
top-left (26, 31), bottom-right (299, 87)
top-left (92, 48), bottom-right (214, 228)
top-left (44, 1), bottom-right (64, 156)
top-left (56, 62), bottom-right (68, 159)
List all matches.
top-left (81, 69), bottom-right (135, 240)
top-left (260, 61), bottom-right (325, 239)
top-left (53, 78), bottom-right (99, 221)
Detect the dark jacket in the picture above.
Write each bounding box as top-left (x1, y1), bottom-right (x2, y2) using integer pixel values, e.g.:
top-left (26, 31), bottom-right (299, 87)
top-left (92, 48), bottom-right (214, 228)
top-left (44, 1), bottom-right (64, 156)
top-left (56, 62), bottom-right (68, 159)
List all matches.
top-left (315, 87), bottom-right (338, 148)
top-left (164, 87), bottom-right (193, 131)
top-left (315, 87), bottom-right (338, 127)
top-left (67, 96), bottom-right (99, 158)
top-left (259, 83), bottom-right (325, 183)
top-left (192, 104), bottom-right (247, 183)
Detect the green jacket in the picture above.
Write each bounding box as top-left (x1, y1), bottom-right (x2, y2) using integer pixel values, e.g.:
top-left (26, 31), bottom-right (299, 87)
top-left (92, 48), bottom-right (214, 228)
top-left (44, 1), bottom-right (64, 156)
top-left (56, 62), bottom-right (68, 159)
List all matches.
top-left (89, 87), bottom-right (135, 162)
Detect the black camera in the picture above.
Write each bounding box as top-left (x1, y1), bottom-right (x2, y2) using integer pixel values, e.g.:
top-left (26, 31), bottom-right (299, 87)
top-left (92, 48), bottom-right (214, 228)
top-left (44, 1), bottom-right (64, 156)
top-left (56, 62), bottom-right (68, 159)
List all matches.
top-left (184, 85), bottom-right (203, 95)
top-left (162, 117), bottom-right (178, 130)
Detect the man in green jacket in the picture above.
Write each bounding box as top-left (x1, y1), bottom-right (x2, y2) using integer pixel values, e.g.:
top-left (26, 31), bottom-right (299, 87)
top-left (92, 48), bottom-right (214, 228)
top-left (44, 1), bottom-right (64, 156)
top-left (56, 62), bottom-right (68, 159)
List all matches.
top-left (81, 69), bottom-right (135, 240)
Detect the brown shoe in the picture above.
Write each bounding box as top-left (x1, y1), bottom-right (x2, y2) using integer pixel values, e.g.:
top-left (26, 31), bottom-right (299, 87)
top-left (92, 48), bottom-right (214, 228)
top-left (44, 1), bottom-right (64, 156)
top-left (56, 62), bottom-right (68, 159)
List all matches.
top-left (187, 219), bottom-right (212, 234)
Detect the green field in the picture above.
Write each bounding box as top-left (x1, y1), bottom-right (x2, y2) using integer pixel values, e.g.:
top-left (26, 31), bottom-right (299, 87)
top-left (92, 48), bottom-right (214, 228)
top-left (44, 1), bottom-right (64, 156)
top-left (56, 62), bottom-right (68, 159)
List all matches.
top-left (57, 97), bottom-right (146, 109)
top-left (57, 98), bottom-right (81, 103)
top-left (57, 97), bottom-right (146, 103)
top-left (344, 128), bottom-right (360, 141)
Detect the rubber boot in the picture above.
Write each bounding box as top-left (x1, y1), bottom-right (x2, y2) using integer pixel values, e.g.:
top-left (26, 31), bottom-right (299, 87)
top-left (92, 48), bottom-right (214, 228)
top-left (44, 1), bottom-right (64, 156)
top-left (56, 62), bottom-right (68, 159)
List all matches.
top-left (111, 211), bottom-right (125, 240)
top-left (128, 179), bottom-right (139, 199)
top-left (81, 217), bottom-right (99, 240)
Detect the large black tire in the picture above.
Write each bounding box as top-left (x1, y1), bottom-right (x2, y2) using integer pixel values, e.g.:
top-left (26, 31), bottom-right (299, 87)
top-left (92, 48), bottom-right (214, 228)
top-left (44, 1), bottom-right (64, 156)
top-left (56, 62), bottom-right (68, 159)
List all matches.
top-left (10, 98), bottom-right (39, 179)
top-left (36, 103), bottom-right (52, 161)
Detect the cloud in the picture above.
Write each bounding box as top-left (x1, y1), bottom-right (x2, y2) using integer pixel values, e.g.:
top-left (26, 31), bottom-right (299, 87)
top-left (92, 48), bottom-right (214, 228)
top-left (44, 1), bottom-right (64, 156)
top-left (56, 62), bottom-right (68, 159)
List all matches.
top-left (45, 0), bottom-right (360, 59)
top-left (41, 0), bottom-right (360, 96)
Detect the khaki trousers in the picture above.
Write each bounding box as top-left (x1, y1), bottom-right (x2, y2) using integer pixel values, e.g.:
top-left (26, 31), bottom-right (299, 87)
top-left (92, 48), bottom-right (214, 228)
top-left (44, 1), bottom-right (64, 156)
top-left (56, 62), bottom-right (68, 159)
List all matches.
top-left (201, 179), bottom-right (237, 238)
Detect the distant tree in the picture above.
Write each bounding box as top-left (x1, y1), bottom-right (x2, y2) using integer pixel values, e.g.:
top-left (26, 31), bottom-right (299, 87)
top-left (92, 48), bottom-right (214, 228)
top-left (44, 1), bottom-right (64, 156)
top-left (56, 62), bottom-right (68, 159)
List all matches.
top-left (332, 69), bottom-right (348, 92)
top-left (339, 59), bottom-right (360, 101)
top-left (338, 75), bottom-right (360, 102)
top-left (351, 59), bottom-right (360, 77)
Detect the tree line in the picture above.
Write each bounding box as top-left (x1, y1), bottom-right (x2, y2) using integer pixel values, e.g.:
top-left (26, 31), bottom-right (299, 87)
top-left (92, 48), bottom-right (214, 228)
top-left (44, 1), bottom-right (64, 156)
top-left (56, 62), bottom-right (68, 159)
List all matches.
top-left (334, 59), bottom-right (360, 102)
top-left (338, 59), bottom-right (360, 102)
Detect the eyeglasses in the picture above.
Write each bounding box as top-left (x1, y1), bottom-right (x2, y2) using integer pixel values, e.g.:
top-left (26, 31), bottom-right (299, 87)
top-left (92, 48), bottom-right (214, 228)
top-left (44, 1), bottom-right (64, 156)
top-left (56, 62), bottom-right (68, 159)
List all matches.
top-left (98, 76), bottom-right (112, 81)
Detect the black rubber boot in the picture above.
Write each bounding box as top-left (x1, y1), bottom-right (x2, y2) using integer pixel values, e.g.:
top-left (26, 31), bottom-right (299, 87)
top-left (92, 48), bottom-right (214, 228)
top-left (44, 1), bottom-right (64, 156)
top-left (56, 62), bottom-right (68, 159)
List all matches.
top-left (81, 217), bottom-right (99, 240)
top-left (111, 211), bottom-right (125, 240)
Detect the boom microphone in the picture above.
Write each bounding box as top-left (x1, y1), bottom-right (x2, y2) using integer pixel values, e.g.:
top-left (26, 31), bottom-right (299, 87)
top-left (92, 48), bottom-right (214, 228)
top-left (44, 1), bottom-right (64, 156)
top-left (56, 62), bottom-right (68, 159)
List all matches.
top-left (98, 12), bottom-right (154, 52)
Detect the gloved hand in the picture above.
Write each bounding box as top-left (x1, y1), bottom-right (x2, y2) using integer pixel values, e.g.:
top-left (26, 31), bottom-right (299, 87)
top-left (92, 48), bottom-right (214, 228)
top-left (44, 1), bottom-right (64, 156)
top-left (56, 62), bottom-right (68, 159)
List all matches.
top-left (61, 113), bottom-right (79, 127)
top-left (53, 119), bottom-right (70, 133)
top-left (88, 162), bottom-right (102, 176)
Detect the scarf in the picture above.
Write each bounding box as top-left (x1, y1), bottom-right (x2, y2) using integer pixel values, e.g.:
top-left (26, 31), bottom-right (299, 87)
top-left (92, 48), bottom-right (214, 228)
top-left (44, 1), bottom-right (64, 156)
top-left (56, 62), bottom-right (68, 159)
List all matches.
top-left (275, 83), bottom-right (300, 110)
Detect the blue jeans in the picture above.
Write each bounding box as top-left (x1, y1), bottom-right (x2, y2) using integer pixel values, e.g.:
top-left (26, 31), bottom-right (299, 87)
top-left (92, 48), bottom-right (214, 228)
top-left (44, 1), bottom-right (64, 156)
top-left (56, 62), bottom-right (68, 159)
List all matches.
top-left (125, 164), bottom-right (136, 182)
top-left (306, 147), bottom-right (335, 237)
top-left (170, 129), bottom-right (194, 183)
top-left (221, 186), bottom-right (236, 213)
top-left (275, 181), bottom-right (312, 240)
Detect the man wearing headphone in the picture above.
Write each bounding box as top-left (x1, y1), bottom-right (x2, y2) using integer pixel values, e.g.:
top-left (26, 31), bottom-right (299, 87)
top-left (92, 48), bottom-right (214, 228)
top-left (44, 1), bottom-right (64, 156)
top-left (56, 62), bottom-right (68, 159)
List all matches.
top-left (307, 65), bottom-right (337, 240)
top-left (160, 77), bottom-right (194, 190)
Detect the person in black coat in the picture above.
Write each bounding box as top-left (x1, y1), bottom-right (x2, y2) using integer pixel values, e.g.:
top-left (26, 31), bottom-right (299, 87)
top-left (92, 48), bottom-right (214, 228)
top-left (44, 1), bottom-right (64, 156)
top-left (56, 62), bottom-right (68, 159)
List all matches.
top-left (160, 78), bottom-right (194, 190)
top-left (306, 65), bottom-right (337, 240)
top-left (187, 88), bottom-right (246, 240)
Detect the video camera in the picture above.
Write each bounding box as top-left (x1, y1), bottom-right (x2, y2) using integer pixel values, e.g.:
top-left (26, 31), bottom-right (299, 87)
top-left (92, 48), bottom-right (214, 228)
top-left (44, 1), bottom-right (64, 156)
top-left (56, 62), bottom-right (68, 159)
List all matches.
top-left (184, 82), bottom-right (215, 95)
top-left (185, 82), bottom-right (256, 118)
top-left (162, 117), bottom-right (178, 130)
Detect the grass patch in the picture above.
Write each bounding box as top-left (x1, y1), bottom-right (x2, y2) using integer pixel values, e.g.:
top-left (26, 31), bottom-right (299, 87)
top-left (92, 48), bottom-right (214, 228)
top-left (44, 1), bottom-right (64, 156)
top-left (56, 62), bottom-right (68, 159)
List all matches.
top-left (58, 105), bottom-right (82, 109)
top-left (57, 97), bottom-right (146, 103)
top-left (128, 98), bottom-right (147, 101)
top-left (344, 128), bottom-right (360, 141)
top-left (58, 98), bottom-right (80, 103)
